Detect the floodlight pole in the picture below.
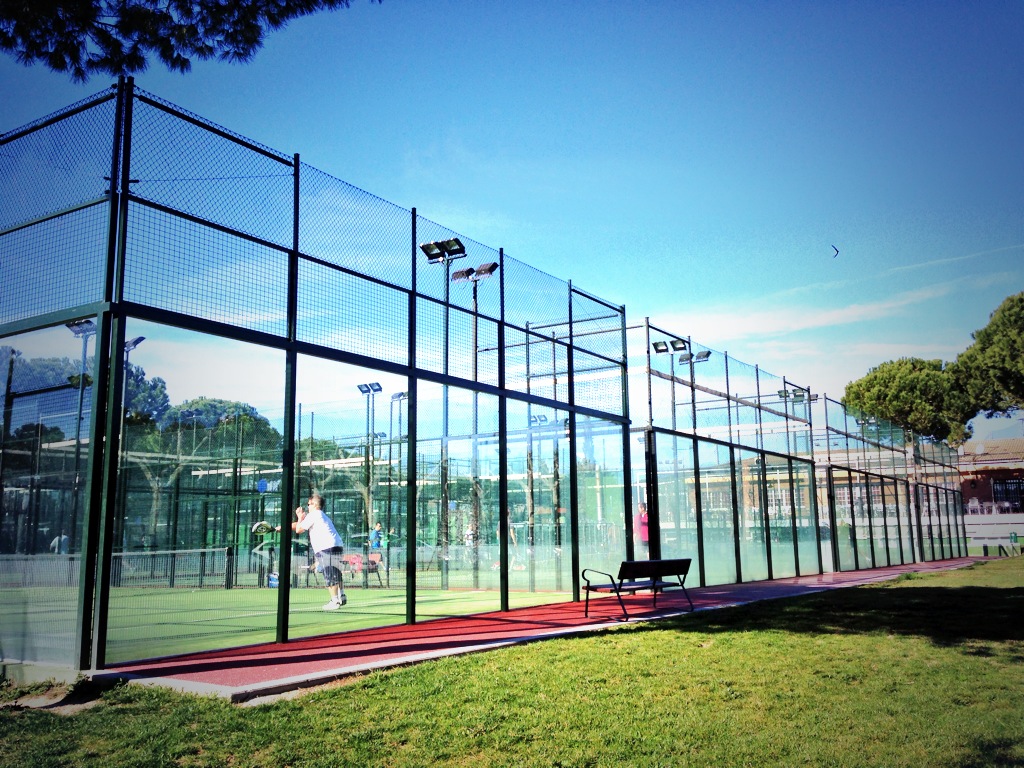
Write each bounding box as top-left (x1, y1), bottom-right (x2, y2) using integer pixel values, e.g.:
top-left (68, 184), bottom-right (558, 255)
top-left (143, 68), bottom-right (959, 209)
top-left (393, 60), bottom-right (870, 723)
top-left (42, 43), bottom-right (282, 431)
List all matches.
top-left (453, 262), bottom-right (498, 589)
top-left (66, 320), bottom-right (97, 550)
top-left (387, 391), bottom-right (407, 587)
top-left (442, 261), bottom-right (451, 590)
top-left (471, 277), bottom-right (482, 588)
top-left (118, 336), bottom-right (144, 555)
top-left (422, 241), bottom-right (466, 591)
top-left (357, 382), bottom-right (381, 588)
top-left (0, 349), bottom-right (20, 542)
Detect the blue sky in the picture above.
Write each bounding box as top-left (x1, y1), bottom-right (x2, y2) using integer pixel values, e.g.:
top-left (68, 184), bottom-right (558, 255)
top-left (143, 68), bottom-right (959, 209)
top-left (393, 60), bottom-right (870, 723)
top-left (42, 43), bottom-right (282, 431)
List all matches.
top-left (2, 1), bottom-right (1023, 439)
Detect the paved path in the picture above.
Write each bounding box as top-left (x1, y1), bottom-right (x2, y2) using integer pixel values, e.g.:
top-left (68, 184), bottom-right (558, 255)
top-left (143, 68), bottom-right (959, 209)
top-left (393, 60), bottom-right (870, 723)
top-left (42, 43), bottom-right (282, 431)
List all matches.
top-left (100, 557), bottom-right (982, 703)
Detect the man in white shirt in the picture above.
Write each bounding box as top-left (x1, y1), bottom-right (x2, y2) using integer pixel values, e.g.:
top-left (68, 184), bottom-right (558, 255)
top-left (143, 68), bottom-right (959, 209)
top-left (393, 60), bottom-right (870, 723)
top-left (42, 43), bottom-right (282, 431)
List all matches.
top-left (287, 493), bottom-right (347, 610)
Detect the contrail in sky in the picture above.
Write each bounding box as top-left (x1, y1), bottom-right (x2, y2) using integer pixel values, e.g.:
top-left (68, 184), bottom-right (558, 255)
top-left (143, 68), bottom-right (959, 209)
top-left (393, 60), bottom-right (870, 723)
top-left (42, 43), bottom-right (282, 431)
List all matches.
top-left (884, 244), bottom-right (1024, 275)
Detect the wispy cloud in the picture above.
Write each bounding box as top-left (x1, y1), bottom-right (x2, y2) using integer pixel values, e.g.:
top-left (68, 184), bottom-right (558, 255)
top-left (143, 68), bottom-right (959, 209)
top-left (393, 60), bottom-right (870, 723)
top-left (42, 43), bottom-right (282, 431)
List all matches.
top-left (883, 243), bottom-right (1024, 276)
top-left (736, 337), bottom-right (966, 398)
top-left (653, 282), bottom-right (956, 344)
top-left (744, 245), bottom-right (1024, 307)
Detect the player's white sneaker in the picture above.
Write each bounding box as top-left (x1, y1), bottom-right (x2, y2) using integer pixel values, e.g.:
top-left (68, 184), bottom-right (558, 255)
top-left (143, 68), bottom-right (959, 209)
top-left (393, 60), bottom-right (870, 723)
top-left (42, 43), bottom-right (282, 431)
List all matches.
top-left (323, 600), bottom-right (341, 611)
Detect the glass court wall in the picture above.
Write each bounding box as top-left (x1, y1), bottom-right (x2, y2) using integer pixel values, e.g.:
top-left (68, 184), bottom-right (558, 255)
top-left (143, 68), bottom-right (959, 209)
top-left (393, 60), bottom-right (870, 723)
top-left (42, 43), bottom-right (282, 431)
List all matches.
top-left (0, 79), bottom-right (630, 671)
top-left (629, 320), bottom-right (965, 589)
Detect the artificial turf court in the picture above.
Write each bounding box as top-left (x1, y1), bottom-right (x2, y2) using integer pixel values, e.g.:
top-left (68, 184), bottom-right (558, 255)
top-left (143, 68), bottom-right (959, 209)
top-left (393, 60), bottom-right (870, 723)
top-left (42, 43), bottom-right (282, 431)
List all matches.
top-left (104, 585), bottom-right (568, 661)
top-left (3, 580), bottom-right (572, 665)
top-left (97, 557), bottom-right (983, 703)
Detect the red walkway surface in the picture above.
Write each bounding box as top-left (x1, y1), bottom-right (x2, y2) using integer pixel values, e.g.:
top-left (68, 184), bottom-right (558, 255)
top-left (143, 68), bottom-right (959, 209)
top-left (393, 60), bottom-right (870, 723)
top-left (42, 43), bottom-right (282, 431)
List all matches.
top-left (102, 558), bottom-right (981, 703)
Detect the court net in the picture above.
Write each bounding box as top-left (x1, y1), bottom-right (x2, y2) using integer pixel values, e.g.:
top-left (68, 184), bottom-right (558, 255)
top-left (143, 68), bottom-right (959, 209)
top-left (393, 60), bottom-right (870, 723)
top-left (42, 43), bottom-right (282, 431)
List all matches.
top-left (0, 547), bottom-right (231, 590)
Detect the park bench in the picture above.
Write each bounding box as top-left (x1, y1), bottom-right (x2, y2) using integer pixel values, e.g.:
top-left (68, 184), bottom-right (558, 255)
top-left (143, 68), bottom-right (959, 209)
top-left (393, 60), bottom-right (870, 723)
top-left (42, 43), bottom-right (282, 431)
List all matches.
top-left (581, 558), bottom-right (694, 620)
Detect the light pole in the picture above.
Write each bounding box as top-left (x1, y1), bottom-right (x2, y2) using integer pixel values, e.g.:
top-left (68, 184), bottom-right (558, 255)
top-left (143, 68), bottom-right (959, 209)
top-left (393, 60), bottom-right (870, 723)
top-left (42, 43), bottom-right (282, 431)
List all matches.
top-left (652, 337), bottom-right (688, 558)
top-left (420, 238), bottom-right (467, 590)
top-left (65, 319), bottom-right (97, 549)
top-left (452, 261), bottom-right (499, 587)
top-left (387, 391), bottom-right (407, 586)
top-left (119, 336), bottom-right (145, 554)
top-left (680, 345), bottom-right (712, 573)
top-left (357, 382), bottom-right (381, 587)
top-left (0, 348), bottom-right (20, 545)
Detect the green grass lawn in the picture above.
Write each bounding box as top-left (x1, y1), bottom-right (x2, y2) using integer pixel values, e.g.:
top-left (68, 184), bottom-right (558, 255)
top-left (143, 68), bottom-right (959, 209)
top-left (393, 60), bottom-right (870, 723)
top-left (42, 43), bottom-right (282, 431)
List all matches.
top-left (3, 557), bottom-right (1023, 767)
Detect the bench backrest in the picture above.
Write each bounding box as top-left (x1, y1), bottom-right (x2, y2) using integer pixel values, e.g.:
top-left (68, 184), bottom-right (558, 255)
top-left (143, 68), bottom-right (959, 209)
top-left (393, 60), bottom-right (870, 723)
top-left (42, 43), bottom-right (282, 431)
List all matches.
top-left (618, 558), bottom-right (691, 581)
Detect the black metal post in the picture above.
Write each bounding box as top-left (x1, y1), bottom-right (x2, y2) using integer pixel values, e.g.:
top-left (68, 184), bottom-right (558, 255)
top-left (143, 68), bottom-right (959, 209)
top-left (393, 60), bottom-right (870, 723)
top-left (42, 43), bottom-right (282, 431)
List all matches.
top-left (406, 209), bottom-right (418, 624)
top-left (276, 152), bottom-right (301, 643)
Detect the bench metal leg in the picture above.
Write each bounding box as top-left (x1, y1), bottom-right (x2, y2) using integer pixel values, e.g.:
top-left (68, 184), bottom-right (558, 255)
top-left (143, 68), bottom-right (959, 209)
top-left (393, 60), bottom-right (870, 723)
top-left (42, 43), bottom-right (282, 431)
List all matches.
top-left (584, 588), bottom-right (630, 621)
top-left (682, 586), bottom-right (694, 611)
top-left (615, 590), bottom-right (630, 620)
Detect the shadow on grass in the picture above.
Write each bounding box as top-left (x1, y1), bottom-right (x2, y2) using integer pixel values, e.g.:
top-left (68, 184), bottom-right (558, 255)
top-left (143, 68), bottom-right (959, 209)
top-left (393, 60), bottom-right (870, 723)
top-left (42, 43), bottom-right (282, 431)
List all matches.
top-left (653, 586), bottom-right (1024, 649)
top-left (950, 736), bottom-right (1024, 767)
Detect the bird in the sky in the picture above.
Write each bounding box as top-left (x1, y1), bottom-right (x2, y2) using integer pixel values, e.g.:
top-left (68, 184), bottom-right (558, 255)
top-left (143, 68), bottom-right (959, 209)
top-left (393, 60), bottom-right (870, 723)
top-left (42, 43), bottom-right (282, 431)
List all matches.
top-left (832, 245), bottom-right (839, 258)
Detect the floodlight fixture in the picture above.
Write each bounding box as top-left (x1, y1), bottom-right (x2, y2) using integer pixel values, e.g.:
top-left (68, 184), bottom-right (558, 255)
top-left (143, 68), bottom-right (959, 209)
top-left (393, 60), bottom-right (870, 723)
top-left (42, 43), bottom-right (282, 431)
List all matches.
top-left (475, 262), bottom-right (499, 278)
top-left (392, 391), bottom-right (408, 401)
top-left (670, 339), bottom-right (688, 352)
top-left (679, 352), bottom-right (694, 363)
top-left (374, 431), bottom-right (387, 439)
top-left (441, 238), bottom-right (466, 257)
top-left (694, 350), bottom-right (712, 362)
top-left (125, 336), bottom-right (146, 353)
top-left (357, 384), bottom-right (372, 394)
top-left (451, 267), bottom-right (476, 282)
top-left (652, 340), bottom-right (670, 354)
top-left (777, 389), bottom-right (790, 399)
top-left (419, 237), bottom-right (466, 263)
top-left (370, 382), bottom-right (382, 393)
top-left (65, 319), bottom-right (97, 338)
top-left (419, 241), bottom-right (444, 262)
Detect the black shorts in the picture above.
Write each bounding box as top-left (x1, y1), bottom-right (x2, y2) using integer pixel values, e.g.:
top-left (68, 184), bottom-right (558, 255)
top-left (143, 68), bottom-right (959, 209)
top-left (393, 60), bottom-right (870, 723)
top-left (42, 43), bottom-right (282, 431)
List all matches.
top-left (314, 547), bottom-right (345, 587)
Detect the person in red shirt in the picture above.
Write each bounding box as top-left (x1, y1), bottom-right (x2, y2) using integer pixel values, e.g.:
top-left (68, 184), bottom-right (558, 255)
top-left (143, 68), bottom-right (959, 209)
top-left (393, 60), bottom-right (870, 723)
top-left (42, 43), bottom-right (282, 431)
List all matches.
top-left (634, 501), bottom-right (650, 558)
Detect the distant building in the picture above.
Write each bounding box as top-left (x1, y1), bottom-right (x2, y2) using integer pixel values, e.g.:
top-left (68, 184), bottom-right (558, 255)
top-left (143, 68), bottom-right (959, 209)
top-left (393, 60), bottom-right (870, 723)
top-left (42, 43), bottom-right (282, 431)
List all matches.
top-left (959, 438), bottom-right (1024, 555)
top-left (959, 438), bottom-right (1024, 514)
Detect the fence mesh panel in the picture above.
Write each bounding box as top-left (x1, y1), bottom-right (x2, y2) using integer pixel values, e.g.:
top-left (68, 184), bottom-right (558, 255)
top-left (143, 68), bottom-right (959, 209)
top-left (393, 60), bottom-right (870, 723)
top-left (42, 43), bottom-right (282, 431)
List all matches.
top-left (297, 257), bottom-right (408, 364)
top-left (503, 254), bottom-right (570, 331)
top-left (0, 90), bottom-right (116, 232)
top-left (571, 289), bottom-right (624, 360)
top-left (124, 203), bottom-right (289, 336)
top-left (0, 207), bottom-right (109, 325)
top-left (728, 356), bottom-right (760, 449)
top-left (130, 90), bottom-right (294, 249)
top-left (573, 348), bottom-right (623, 416)
top-left (444, 308), bottom-right (500, 388)
top-left (300, 165), bottom-right (411, 289)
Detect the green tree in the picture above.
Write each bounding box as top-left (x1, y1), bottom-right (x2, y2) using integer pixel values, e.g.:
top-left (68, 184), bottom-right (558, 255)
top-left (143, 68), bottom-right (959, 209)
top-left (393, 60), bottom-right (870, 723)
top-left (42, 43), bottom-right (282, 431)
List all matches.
top-left (163, 397), bottom-right (269, 434)
top-left (843, 357), bottom-right (973, 444)
top-left (0, 0), bottom-right (379, 82)
top-left (4, 422), bottom-right (67, 476)
top-left (124, 361), bottom-right (170, 425)
top-left (953, 291), bottom-right (1024, 417)
top-left (129, 397), bottom-right (283, 546)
